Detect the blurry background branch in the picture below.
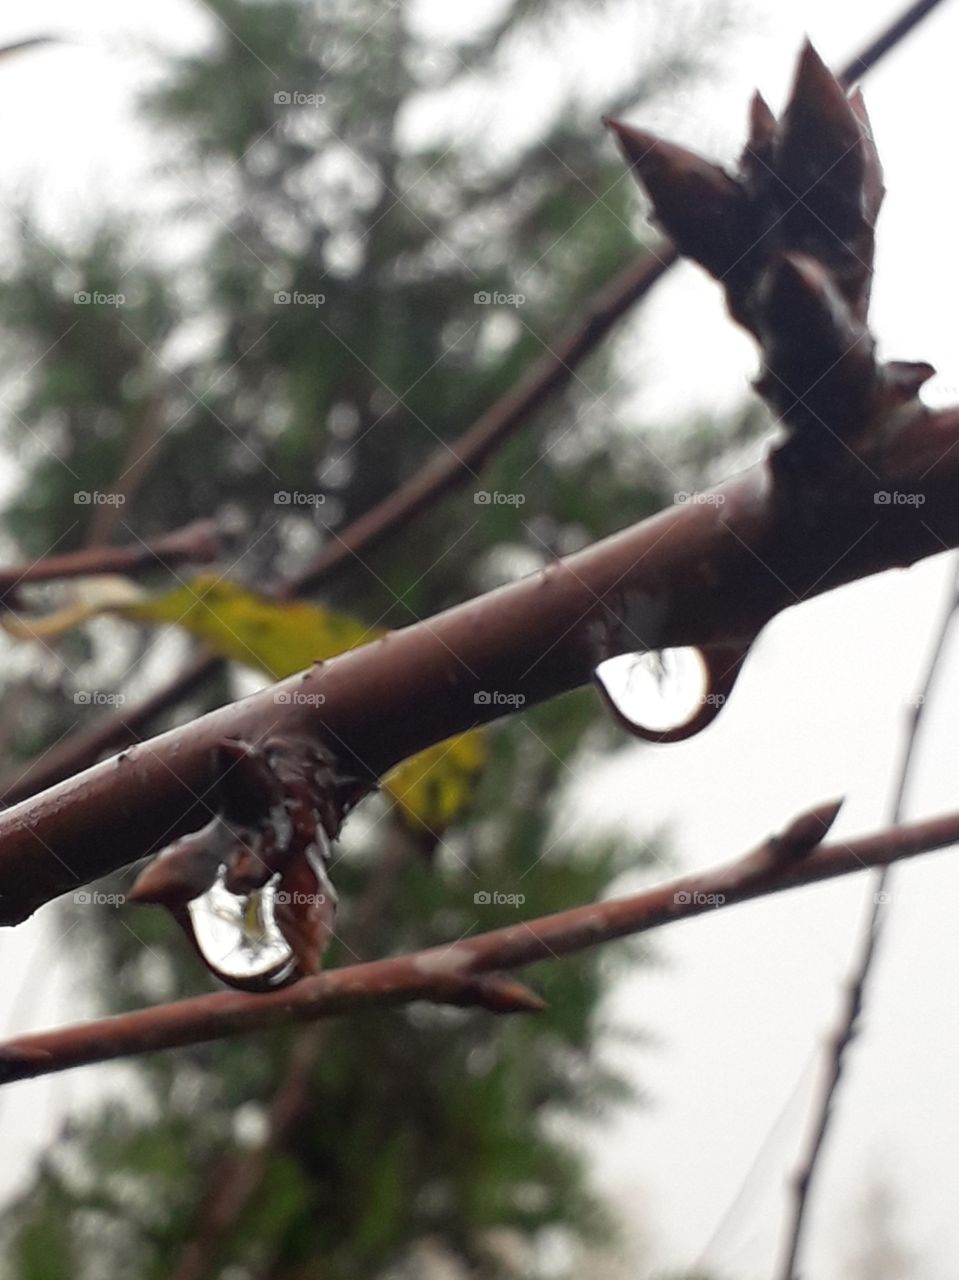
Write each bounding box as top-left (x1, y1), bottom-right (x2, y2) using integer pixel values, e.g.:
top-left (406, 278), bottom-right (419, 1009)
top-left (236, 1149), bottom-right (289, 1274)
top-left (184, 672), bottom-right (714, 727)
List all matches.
top-left (777, 554), bottom-right (959, 1280)
top-left (0, 518), bottom-right (219, 597)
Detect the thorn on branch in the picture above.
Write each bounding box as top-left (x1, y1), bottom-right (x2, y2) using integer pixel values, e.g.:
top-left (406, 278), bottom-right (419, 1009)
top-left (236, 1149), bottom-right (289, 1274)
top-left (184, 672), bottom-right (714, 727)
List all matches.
top-left (452, 974), bottom-right (546, 1015)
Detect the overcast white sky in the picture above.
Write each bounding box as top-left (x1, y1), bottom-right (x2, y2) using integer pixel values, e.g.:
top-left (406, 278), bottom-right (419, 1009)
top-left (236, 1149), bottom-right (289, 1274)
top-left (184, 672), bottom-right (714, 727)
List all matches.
top-left (0, 2), bottom-right (958, 1278)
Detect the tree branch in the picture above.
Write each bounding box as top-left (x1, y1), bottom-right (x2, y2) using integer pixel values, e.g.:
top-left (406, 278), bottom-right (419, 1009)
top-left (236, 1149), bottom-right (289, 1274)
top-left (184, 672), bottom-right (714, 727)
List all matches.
top-left (0, 519), bottom-right (220, 597)
top-left (1, 393), bottom-right (959, 922)
top-left (9, 799), bottom-right (959, 1082)
top-left (286, 248), bottom-right (676, 594)
top-left (836, 0), bottom-right (949, 83)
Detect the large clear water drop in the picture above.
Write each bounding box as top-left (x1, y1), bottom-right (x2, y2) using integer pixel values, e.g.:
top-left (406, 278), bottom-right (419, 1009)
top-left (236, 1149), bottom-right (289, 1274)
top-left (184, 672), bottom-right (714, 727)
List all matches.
top-left (595, 647), bottom-right (710, 738)
top-left (187, 871), bottom-right (295, 988)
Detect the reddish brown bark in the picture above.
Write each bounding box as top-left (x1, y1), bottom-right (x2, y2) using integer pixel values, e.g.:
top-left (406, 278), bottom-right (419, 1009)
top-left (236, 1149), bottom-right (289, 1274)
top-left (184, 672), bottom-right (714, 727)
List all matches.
top-left (7, 798), bottom-right (959, 1083)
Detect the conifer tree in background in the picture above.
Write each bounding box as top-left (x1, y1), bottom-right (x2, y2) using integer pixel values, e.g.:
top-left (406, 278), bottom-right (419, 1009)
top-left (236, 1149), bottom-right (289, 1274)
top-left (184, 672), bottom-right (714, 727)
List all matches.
top-left (0, 2), bottom-right (729, 1275)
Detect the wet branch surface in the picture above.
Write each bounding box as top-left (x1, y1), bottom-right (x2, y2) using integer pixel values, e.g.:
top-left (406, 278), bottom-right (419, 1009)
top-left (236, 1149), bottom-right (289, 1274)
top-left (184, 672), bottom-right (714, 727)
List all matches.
top-left (7, 799), bottom-right (959, 1082)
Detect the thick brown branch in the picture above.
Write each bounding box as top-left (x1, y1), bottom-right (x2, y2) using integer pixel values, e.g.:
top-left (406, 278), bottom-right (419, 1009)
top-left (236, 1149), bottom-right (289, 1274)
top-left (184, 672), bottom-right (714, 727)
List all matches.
top-left (3, 401), bottom-right (959, 923)
top-left (9, 799), bottom-right (959, 1083)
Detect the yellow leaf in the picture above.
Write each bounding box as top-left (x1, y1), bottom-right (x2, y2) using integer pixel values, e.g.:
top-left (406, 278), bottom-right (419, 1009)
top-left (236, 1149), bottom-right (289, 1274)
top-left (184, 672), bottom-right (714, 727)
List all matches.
top-left (384, 732), bottom-right (488, 834)
top-left (119, 575), bottom-right (374, 677)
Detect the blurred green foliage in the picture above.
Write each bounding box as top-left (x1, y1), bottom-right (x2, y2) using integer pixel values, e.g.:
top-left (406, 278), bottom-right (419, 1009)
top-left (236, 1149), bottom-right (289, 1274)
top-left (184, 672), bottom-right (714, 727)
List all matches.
top-left (0, 1), bottom-right (732, 1275)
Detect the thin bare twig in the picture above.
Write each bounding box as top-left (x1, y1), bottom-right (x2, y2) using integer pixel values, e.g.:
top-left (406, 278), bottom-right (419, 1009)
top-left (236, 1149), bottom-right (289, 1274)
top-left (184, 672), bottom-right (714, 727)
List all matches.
top-left (15, 796), bottom-right (959, 1083)
top-left (777, 556), bottom-right (959, 1280)
top-left (0, 519), bottom-right (219, 597)
top-left (837, 0), bottom-right (950, 83)
top-left (286, 250), bottom-right (676, 594)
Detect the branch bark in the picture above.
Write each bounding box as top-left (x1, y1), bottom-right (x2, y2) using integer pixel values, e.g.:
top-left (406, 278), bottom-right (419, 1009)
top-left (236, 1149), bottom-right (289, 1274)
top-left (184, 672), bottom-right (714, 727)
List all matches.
top-left (2, 398), bottom-right (959, 923)
top-left (9, 798), bottom-right (959, 1083)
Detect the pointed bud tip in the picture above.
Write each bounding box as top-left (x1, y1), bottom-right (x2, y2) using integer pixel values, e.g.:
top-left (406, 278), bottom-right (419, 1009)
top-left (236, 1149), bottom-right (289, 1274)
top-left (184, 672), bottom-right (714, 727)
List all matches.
top-left (796, 38), bottom-right (834, 86)
top-left (748, 89), bottom-right (776, 139)
top-left (604, 117), bottom-right (662, 165)
top-left (780, 796), bottom-right (844, 857)
top-left (464, 975), bottom-right (546, 1014)
top-left (784, 38), bottom-right (861, 145)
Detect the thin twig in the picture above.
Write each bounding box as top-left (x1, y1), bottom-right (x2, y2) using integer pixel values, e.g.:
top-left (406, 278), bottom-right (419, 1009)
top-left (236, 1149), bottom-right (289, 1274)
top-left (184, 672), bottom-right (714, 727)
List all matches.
top-left (285, 249), bottom-right (676, 594)
top-left (15, 796), bottom-right (959, 1083)
top-left (84, 394), bottom-right (167, 548)
top-left (0, 519), bottom-right (220, 597)
top-left (837, 0), bottom-right (950, 84)
top-left (777, 556), bottom-right (959, 1280)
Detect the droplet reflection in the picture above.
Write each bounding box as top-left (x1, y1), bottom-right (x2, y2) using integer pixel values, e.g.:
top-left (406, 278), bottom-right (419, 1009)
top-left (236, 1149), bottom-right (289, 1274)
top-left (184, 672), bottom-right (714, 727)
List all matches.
top-left (187, 871), bottom-right (294, 987)
top-left (594, 647), bottom-right (710, 737)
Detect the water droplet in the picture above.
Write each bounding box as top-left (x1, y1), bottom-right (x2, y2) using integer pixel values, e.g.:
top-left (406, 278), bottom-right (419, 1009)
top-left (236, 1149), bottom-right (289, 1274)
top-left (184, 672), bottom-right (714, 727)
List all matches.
top-left (596, 648), bottom-right (707, 733)
top-left (187, 871), bottom-right (295, 988)
top-left (594, 643), bottom-right (749, 743)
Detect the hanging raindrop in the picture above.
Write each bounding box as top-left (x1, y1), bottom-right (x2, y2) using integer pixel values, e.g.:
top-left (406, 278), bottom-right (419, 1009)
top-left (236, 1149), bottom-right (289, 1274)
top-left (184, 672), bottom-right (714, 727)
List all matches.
top-left (187, 870), bottom-right (295, 989)
top-left (593, 642), bottom-right (749, 743)
top-left (596, 647), bottom-right (707, 732)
